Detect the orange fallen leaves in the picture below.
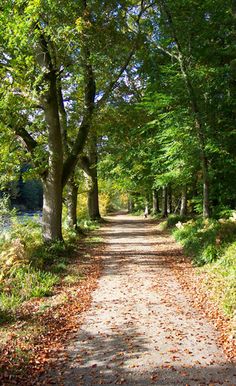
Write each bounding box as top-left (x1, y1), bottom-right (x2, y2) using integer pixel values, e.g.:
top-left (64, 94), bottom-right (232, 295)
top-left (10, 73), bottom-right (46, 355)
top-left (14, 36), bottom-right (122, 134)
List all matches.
top-left (0, 243), bottom-right (102, 385)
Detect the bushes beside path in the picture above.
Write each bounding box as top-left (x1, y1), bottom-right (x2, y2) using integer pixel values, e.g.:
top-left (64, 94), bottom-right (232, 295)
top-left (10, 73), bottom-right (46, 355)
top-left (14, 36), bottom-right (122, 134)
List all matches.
top-left (161, 214), bottom-right (236, 344)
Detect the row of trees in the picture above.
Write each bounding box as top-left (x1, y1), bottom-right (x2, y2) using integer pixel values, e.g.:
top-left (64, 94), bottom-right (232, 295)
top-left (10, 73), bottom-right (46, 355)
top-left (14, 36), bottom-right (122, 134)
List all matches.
top-left (0, 0), bottom-right (153, 241)
top-left (98, 0), bottom-right (236, 218)
top-left (1, 0), bottom-right (236, 242)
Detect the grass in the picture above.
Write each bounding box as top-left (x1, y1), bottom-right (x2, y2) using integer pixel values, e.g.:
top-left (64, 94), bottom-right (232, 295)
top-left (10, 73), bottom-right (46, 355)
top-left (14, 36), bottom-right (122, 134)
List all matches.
top-left (0, 214), bottom-right (101, 322)
top-left (0, 210), bottom-right (102, 383)
top-left (198, 242), bottom-right (236, 318)
top-left (78, 218), bottom-right (101, 231)
top-left (166, 214), bottom-right (236, 319)
top-left (86, 236), bottom-right (103, 244)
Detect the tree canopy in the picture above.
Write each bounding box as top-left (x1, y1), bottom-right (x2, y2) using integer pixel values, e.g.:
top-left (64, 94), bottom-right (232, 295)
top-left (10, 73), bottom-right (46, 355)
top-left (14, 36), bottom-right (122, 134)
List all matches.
top-left (1, 0), bottom-right (236, 240)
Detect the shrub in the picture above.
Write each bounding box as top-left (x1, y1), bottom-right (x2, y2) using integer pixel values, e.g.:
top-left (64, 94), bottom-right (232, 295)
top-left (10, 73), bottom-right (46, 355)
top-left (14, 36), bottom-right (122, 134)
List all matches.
top-left (0, 216), bottom-right (76, 320)
top-left (166, 214), bottom-right (189, 228)
top-left (200, 242), bottom-right (236, 317)
top-left (170, 217), bottom-right (236, 318)
top-left (173, 218), bottom-right (221, 266)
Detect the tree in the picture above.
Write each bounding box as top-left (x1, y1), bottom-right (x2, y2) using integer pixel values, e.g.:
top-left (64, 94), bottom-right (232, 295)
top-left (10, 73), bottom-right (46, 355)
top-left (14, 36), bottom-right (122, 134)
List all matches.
top-left (140, 0), bottom-right (236, 217)
top-left (0, 0), bottom-right (150, 241)
top-left (79, 131), bottom-right (101, 220)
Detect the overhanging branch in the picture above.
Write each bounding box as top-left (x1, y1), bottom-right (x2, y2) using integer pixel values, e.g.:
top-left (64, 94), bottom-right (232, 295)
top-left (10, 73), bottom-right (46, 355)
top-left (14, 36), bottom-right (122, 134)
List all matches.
top-left (96, 0), bottom-right (148, 110)
top-left (14, 126), bottom-right (38, 153)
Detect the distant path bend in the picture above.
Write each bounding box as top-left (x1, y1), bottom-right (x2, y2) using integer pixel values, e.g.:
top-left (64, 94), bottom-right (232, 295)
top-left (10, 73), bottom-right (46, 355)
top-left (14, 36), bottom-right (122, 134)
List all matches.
top-left (62, 214), bottom-right (235, 385)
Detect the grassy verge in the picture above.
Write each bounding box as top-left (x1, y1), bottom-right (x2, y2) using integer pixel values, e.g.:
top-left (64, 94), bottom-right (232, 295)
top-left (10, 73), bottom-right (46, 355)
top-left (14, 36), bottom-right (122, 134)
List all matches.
top-left (0, 216), bottom-right (103, 384)
top-left (0, 216), bottom-right (102, 320)
top-left (162, 214), bottom-right (236, 322)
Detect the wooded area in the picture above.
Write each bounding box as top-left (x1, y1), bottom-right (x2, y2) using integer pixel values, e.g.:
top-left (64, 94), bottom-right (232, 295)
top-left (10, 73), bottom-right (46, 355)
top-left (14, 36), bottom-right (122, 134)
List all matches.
top-left (0, 1), bottom-right (236, 382)
top-left (1, 0), bottom-right (236, 241)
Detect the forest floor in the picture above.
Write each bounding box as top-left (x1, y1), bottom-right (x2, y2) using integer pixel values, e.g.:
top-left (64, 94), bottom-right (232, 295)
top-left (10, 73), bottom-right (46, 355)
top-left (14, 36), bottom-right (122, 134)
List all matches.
top-left (36, 213), bottom-right (236, 385)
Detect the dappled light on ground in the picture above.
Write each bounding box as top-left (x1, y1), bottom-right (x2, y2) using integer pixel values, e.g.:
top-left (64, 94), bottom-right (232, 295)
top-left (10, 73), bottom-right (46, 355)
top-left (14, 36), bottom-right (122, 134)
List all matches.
top-left (45, 214), bottom-right (236, 385)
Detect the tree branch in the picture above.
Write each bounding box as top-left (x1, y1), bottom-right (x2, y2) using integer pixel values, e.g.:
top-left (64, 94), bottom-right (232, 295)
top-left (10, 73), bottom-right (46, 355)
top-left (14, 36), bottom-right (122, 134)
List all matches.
top-left (78, 154), bottom-right (92, 177)
top-left (155, 44), bottom-right (179, 60)
top-left (62, 1), bottom-right (96, 186)
top-left (96, 0), bottom-right (148, 110)
top-left (15, 126), bottom-right (38, 153)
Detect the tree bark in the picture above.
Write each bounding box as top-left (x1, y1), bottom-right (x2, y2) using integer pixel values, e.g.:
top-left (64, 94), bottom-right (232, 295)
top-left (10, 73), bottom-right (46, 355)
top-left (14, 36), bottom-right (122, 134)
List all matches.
top-left (87, 134), bottom-right (101, 220)
top-left (128, 196), bottom-right (134, 212)
top-left (36, 34), bottom-right (63, 242)
top-left (202, 154), bottom-right (210, 218)
top-left (180, 186), bottom-right (187, 216)
top-left (88, 175), bottom-right (100, 220)
top-left (42, 174), bottom-right (63, 242)
top-left (168, 185), bottom-right (172, 214)
top-left (152, 189), bottom-right (160, 214)
top-left (78, 134), bottom-right (101, 220)
top-left (162, 186), bottom-right (168, 217)
top-left (41, 100), bottom-right (63, 241)
top-left (67, 177), bottom-right (78, 229)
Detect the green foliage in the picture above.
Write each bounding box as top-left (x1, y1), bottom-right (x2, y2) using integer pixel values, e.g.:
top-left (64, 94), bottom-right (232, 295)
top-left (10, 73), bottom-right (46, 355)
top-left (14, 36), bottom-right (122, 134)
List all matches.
top-left (0, 195), bottom-right (11, 216)
top-left (30, 240), bottom-right (73, 270)
top-left (212, 207), bottom-right (236, 220)
top-left (199, 242), bottom-right (236, 317)
top-left (0, 215), bottom-right (79, 321)
top-left (172, 216), bottom-right (236, 266)
top-left (166, 214), bottom-right (189, 228)
top-left (0, 266), bottom-right (58, 320)
top-left (173, 218), bottom-right (221, 265)
top-left (78, 218), bottom-right (101, 231)
top-left (201, 244), bottom-right (220, 264)
top-left (168, 214), bottom-right (236, 317)
top-left (86, 236), bottom-right (103, 244)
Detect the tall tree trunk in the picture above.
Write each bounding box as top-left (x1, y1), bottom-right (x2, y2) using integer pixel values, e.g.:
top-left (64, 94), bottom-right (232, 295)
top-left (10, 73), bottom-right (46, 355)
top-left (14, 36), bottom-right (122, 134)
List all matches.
top-left (88, 176), bottom-right (100, 220)
top-left (42, 175), bottom-right (63, 242)
top-left (168, 185), bottom-right (172, 214)
top-left (128, 196), bottom-right (134, 212)
top-left (202, 154), bottom-right (210, 218)
top-left (180, 186), bottom-right (187, 216)
top-left (162, 186), bottom-right (168, 217)
top-left (42, 72), bottom-right (63, 242)
top-left (152, 189), bottom-right (160, 214)
top-left (87, 134), bottom-right (100, 220)
top-left (67, 177), bottom-right (78, 229)
top-left (78, 134), bottom-right (101, 220)
top-left (34, 31), bottom-right (65, 242)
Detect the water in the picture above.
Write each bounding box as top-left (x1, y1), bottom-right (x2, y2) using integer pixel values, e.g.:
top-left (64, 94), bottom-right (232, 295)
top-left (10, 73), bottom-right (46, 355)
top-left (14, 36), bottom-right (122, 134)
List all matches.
top-left (0, 211), bottom-right (42, 232)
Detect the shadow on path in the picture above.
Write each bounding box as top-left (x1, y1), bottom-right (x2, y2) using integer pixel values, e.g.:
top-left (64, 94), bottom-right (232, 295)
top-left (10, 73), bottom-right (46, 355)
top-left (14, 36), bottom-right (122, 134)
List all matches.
top-left (46, 214), bottom-right (236, 385)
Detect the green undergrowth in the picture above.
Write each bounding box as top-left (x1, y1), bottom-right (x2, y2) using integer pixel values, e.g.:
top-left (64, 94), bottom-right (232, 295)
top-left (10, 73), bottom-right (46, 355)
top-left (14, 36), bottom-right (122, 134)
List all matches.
top-left (0, 216), bottom-right (100, 323)
top-left (77, 218), bottom-right (102, 231)
top-left (198, 243), bottom-right (236, 317)
top-left (164, 214), bottom-right (236, 319)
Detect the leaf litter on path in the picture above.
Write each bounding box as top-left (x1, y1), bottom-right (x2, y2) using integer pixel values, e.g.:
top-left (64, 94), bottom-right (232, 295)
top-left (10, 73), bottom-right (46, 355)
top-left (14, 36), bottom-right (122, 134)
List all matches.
top-left (54, 214), bottom-right (235, 385)
top-left (1, 214), bottom-right (235, 385)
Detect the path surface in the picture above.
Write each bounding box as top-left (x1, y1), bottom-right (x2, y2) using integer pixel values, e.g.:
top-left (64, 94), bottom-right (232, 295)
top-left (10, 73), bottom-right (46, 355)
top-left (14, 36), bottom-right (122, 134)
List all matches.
top-left (62, 214), bottom-right (235, 385)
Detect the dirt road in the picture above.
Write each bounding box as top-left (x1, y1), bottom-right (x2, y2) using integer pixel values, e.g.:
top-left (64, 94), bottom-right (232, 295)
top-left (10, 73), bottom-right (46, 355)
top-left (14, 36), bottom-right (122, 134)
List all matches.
top-left (60, 214), bottom-right (235, 385)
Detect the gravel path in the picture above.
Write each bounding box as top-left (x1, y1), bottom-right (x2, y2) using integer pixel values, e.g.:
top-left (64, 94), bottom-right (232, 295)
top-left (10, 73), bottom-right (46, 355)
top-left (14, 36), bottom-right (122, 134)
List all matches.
top-left (62, 214), bottom-right (235, 385)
